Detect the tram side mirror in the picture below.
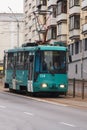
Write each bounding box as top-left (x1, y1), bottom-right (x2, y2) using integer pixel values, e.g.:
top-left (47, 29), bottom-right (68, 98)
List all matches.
top-left (69, 55), bottom-right (72, 63)
top-left (29, 55), bottom-right (34, 62)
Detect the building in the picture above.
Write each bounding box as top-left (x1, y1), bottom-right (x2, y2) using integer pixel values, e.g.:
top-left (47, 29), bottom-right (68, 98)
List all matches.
top-left (0, 13), bottom-right (24, 63)
top-left (24, 0), bottom-right (87, 79)
top-left (68, 0), bottom-right (87, 79)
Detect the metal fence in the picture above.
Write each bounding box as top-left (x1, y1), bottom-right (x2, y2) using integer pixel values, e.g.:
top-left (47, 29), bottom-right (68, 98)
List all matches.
top-left (68, 79), bottom-right (87, 99)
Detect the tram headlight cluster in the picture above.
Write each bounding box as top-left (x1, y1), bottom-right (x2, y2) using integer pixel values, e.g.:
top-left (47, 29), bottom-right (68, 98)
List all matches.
top-left (60, 84), bottom-right (65, 88)
top-left (41, 83), bottom-right (47, 88)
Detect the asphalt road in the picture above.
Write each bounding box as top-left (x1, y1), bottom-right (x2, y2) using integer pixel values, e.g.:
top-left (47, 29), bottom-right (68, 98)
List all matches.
top-left (0, 91), bottom-right (87, 130)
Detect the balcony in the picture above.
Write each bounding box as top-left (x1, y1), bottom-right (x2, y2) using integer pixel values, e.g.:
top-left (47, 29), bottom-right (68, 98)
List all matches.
top-left (82, 0), bottom-right (87, 11)
top-left (69, 29), bottom-right (80, 40)
top-left (57, 34), bottom-right (67, 43)
top-left (82, 23), bottom-right (87, 34)
top-left (56, 13), bottom-right (67, 23)
top-left (47, 0), bottom-right (57, 7)
top-left (47, 17), bottom-right (56, 26)
top-left (40, 6), bottom-right (47, 12)
top-left (69, 6), bottom-right (80, 15)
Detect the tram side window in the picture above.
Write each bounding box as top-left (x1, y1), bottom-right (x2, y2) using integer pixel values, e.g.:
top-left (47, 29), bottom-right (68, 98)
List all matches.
top-left (16, 52), bottom-right (24, 70)
top-left (24, 52), bottom-right (29, 69)
top-left (4, 53), bottom-right (8, 70)
top-left (7, 53), bottom-right (14, 69)
top-left (41, 57), bottom-right (47, 71)
top-left (35, 51), bottom-right (41, 72)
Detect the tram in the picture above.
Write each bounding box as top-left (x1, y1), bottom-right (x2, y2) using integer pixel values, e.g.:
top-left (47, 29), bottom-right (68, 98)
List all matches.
top-left (4, 42), bottom-right (68, 96)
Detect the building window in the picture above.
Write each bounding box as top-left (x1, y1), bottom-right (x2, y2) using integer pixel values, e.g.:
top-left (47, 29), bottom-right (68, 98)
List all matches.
top-left (36, 0), bottom-right (47, 8)
top-left (85, 38), bottom-right (87, 51)
top-left (75, 15), bottom-right (80, 28)
top-left (25, 10), bottom-right (28, 14)
top-left (68, 45), bottom-right (70, 52)
top-left (25, 21), bottom-right (27, 26)
top-left (57, 0), bottom-right (67, 15)
top-left (69, 16), bottom-right (74, 29)
top-left (25, 0), bottom-right (28, 2)
top-left (69, 15), bottom-right (80, 30)
top-left (85, 16), bottom-right (87, 23)
top-left (75, 41), bottom-right (79, 54)
top-left (79, 40), bottom-right (82, 52)
top-left (57, 2), bottom-right (61, 14)
top-left (29, 39), bottom-right (31, 42)
top-left (75, 64), bottom-right (78, 74)
top-left (53, 5), bottom-right (56, 18)
top-left (51, 26), bottom-right (57, 39)
top-left (32, 6), bottom-right (35, 11)
top-left (42, 0), bottom-right (47, 6)
top-left (58, 23), bottom-right (62, 35)
top-left (28, 15), bottom-right (31, 20)
top-left (69, 0), bottom-right (80, 8)
top-left (32, 18), bottom-right (35, 25)
top-left (71, 44), bottom-right (74, 55)
top-left (68, 45), bottom-right (72, 57)
top-left (48, 5), bottom-right (57, 18)
top-left (29, 26), bottom-right (31, 32)
top-left (29, 3), bottom-right (31, 9)
top-left (47, 26), bottom-right (57, 40)
top-left (43, 15), bottom-right (46, 25)
top-left (32, 30), bottom-right (35, 37)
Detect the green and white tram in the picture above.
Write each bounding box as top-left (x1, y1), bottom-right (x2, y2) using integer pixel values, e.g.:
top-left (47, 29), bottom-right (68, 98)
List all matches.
top-left (4, 42), bottom-right (68, 96)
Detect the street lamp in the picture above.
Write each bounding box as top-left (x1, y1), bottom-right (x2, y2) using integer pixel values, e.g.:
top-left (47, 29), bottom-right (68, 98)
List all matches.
top-left (8, 6), bottom-right (19, 47)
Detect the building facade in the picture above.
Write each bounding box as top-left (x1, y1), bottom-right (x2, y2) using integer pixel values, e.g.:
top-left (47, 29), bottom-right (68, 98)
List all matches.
top-left (24, 0), bottom-right (87, 79)
top-left (0, 13), bottom-right (24, 63)
top-left (68, 0), bottom-right (87, 79)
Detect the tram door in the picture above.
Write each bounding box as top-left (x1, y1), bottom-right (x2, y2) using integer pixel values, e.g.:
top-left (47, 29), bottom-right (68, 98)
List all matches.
top-left (27, 54), bottom-right (34, 92)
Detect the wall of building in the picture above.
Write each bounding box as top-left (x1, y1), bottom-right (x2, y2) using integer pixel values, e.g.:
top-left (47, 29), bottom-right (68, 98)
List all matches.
top-left (24, 0), bottom-right (87, 79)
top-left (0, 13), bottom-right (24, 63)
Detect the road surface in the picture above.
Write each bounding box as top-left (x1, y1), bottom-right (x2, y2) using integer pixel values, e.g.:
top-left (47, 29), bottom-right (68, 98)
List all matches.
top-left (0, 91), bottom-right (87, 130)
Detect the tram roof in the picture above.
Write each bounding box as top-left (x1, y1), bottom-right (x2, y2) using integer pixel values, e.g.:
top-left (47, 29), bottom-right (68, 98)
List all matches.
top-left (4, 45), bottom-right (67, 53)
top-left (37, 45), bottom-right (67, 51)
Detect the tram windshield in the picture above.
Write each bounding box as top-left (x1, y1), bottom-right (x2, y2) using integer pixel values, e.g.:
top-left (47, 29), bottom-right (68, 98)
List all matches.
top-left (35, 50), bottom-right (67, 74)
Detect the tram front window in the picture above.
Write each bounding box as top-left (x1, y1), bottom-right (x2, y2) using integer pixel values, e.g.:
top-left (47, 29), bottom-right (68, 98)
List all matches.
top-left (35, 51), bottom-right (67, 74)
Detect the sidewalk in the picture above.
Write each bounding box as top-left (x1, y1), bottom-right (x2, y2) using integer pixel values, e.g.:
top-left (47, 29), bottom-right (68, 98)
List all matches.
top-left (0, 80), bottom-right (5, 91)
top-left (0, 81), bottom-right (87, 110)
top-left (43, 96), bottom-right (87, 110)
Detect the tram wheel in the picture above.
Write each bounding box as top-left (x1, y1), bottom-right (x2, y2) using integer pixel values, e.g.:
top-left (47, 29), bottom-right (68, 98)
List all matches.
top-left (9, 88), bottom-right (16, 93)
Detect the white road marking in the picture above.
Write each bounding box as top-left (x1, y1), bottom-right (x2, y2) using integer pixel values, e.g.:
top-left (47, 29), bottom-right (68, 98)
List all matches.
top-left (24, 112), bottom-right (34, 116)
top-left (60, 122), bottom-right (76, 127)
top-left (0, 105), bottom-right (6, 108)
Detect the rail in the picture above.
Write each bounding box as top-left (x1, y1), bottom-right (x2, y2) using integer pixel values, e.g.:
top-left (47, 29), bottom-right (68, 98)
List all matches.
top-left (68, 79), bottom-right (87, 99)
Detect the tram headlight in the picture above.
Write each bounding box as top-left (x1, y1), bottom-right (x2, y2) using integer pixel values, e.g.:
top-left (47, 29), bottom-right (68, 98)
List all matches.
top-left (41, 83), bottom-right (47, 88)
top-left (60, 84), bottom-right (65, 88)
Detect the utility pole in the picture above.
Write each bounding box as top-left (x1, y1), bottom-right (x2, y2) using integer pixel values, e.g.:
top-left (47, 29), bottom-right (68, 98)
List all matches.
top-left (8, 7), bottom-right (19, 47)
